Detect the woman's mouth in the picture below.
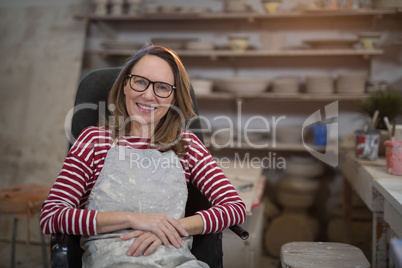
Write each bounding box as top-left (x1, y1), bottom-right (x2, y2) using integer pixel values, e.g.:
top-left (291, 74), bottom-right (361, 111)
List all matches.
top-left (137, 103), bottom-right (156, 111)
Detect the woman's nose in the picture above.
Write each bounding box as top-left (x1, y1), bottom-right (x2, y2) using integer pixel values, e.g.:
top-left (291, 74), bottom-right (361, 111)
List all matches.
top-left (142, 84), bottom-right (156, 100)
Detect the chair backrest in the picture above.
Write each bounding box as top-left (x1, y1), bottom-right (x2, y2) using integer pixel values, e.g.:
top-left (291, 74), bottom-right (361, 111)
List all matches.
top-left (66, 67), bottom-right (223, 268)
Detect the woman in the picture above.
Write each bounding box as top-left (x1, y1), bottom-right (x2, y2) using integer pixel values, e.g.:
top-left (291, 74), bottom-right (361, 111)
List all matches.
top-left (40, 45), bottom-right (246, 267)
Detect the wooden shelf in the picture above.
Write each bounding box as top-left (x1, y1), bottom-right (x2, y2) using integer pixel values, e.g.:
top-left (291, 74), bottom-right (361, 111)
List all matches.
top-left (75, 9), bottom-right (400, 22)
top-left (205, 140), bottom-right (325, 152)
top-left (91, 48), bottom-right (384, 59)
top-left (196, 92), bottom-right (368, 101)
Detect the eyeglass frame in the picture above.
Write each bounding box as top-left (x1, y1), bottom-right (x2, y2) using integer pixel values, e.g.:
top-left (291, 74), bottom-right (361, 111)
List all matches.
top-left (126, 74), bottom-right (176, 98)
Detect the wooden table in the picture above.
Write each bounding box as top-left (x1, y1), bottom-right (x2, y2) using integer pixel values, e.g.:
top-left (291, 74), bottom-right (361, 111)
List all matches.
top-left (339, 149), bottom-right (402, 268)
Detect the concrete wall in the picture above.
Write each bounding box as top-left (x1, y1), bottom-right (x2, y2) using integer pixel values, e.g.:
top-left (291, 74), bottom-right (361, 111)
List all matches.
top-left (0, 0), bottom-right (87, 241)
top-left (0, 0), bottom-right (401, 243)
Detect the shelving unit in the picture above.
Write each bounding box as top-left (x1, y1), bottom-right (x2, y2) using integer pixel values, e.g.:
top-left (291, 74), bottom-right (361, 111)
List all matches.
top-left (77, 8), bottom-right (401, 153)
top-left (75, 9), bottom-right (399, 21)
top-left (91, 48), bottom-right (383, 59)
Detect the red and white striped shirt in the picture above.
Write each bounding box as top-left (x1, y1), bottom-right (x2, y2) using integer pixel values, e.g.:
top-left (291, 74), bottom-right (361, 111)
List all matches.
top-left (40, 126), bottom-right (246, 236)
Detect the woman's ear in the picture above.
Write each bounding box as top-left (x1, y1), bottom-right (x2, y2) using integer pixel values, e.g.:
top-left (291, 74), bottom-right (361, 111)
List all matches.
top-left (123, 79), bottom-right (129, 96)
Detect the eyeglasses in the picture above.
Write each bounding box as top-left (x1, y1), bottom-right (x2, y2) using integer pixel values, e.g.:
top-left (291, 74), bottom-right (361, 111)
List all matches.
top-left (127, 74), bottom-right (176, 98)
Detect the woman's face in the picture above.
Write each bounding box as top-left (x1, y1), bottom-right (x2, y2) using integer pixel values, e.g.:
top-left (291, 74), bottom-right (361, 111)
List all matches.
top-left (124, 54), bottom-right (175, 136)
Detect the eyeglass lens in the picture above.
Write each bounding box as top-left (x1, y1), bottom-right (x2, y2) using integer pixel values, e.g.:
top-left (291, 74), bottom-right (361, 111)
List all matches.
top-left (130, 75), bottom-right (173, 98)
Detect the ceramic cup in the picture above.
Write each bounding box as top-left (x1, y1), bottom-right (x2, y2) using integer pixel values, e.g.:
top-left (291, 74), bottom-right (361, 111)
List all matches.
top-left (355, 129), bottom-right (380, 160)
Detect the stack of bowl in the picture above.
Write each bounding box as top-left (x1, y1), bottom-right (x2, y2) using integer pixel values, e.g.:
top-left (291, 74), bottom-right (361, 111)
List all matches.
top-left (271, 77), bottom-right (300, 94)
top-left (216, 77), bottom-right (270, 95)
top-left (186, 40), bottom-right (215, 51)
top-left (277, 156), bottom-right (324, 211)
top-left (191, 78), bottom-right (213, 96)
top-left (336, 72), bottom-right (367, 94)
top-left (260, 33), bottom-right (286, 51)
top-left (275, 125), bottom-right (302, 144)
top-left (305, 74), bottom-right (334, 94)
top-left (264, 156), bottom-right (324, 257)
top-left (224, 0), bottom-right (249, 12)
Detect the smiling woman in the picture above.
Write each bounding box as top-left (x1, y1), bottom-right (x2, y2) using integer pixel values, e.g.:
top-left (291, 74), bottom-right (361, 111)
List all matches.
top-left (40, 44), bottom-right (246, 268)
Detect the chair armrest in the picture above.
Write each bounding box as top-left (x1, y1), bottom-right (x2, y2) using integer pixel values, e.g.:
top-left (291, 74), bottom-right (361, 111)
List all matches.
top-left (229, 225), bottom-right (249, 240)
top-left (50, 233), bottom-right (68, 268)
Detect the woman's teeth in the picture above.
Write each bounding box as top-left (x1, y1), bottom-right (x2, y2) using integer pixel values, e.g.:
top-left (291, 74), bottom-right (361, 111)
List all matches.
top-left (137, 103), bottom-right (156, 111)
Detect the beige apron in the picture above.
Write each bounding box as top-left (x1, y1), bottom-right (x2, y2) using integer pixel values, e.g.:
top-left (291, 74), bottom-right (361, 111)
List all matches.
top-left (81, 146), bottom-right (209, 268)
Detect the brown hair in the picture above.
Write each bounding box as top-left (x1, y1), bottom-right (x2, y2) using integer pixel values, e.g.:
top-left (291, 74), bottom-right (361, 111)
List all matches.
top-left (105, 44), bottom-right (196, 155)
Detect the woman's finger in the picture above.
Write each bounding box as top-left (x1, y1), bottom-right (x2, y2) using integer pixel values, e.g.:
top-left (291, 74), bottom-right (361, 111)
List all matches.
top-left (159, 222), bottom-right (183, 248)
top-left (121, 230), bottom-right (143, 240)
top-left (132, 233), bottom-right (158, 257)
top-left (143, 239), bottom-right (162, 256)
top-left (126, 232), bottom-right (150, 256)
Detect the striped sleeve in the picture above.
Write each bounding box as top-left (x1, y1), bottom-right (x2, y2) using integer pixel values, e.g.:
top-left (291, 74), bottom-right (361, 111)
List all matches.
top-left (185, 132), bottom-right (247, 234)
top-left (40, 127), bottom-right (112, 235)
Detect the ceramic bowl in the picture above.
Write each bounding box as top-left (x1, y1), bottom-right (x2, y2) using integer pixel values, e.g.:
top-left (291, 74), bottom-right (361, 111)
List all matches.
top-left (216, 77), bottom-right (270, 94)
top-left (358, 32), bottom-right (382, 50)
top-left (263, 2), bottom-right (281, 13)
top-left (229, 34), bottom-right (249, 52)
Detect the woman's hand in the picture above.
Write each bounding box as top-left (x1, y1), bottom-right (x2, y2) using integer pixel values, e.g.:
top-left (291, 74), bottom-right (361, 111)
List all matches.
top-left (129, 213), bottom-right (188, 248)
top-left (121, 230), bottom-right (168, 257)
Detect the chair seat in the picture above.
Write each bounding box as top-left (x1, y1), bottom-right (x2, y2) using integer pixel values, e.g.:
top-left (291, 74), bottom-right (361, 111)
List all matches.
top-left (281, 241), bottom-right (370, 268)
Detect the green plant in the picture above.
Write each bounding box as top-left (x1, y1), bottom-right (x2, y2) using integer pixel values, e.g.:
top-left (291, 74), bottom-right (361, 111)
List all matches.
top-left (361, 90), bottom-right (402, 129)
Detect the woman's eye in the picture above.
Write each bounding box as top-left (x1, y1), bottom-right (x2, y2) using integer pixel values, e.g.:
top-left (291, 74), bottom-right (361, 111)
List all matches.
top-left (157, 84), bottom-right (169, 92)
top-left (135, 78), bottom-right (146, 85)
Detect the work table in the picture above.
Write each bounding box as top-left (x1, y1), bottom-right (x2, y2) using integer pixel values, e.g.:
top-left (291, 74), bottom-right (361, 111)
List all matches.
top-left (339, 148), bottom-right (402, 268)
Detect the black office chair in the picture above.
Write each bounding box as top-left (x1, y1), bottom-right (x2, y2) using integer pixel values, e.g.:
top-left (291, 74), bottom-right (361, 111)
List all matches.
top-left (50, 67), bottom-right (248, 268)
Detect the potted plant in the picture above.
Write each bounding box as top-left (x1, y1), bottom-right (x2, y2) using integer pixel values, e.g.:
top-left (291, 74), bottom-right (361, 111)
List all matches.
top-left (360, 89), bottom-right (402, 130)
